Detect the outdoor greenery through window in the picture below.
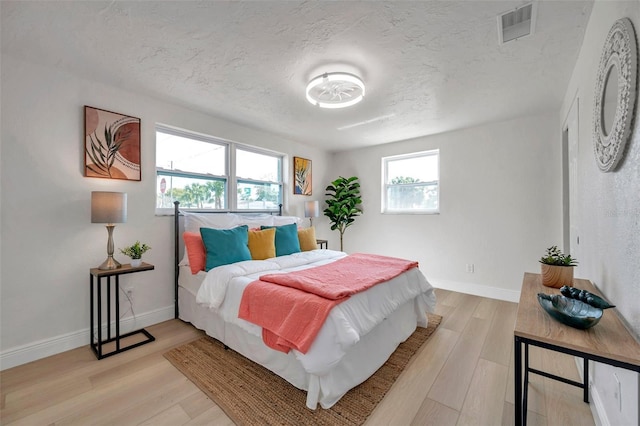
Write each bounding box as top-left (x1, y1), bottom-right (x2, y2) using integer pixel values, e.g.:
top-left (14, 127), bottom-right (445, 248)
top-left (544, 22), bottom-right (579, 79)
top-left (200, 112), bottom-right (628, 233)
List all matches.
top-left (382, 150), bottom-right (439, 214)
top-left (156, 126), bottom-right (283, 212)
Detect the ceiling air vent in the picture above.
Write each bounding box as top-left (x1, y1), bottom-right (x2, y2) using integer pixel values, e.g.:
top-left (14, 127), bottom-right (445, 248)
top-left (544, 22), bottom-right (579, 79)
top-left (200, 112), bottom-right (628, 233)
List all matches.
top-left (498, 3), bottom-right (536, 45)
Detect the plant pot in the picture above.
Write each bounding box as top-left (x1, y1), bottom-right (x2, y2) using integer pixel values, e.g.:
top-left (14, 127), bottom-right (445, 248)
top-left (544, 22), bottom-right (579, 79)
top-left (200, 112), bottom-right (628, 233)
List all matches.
top-left (540, 264), bottom-right (574, 288)
top-left (131, 259), bottom-right (142, 268)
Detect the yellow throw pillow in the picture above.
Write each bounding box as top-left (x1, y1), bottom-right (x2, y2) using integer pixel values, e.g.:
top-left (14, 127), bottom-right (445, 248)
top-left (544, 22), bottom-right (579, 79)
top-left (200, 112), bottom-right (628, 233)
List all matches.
top-left (298, 227), bottom-right (317, 252)
top-left (248, 228), bottom-right (276, 260)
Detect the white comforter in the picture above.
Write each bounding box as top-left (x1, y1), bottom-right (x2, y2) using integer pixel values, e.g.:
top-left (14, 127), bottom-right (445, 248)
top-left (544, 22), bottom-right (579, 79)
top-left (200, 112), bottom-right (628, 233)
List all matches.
top-left (196, 249), bottom-right (437, 375)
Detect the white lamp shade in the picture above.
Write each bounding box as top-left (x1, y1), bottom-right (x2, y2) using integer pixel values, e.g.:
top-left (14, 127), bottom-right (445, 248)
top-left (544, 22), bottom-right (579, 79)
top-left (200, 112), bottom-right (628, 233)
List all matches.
top-left (304, 200), bottom-right (320, 218)
top-left (91, 191), bottom-right (127, 223)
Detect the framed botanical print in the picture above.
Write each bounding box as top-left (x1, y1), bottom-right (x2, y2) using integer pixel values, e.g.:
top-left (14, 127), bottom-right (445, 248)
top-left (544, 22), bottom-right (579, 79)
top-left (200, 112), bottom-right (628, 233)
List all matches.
top-left (84, 106), bottom-right (141, 181)
top-left (293, 156), bottom-right (312, 195)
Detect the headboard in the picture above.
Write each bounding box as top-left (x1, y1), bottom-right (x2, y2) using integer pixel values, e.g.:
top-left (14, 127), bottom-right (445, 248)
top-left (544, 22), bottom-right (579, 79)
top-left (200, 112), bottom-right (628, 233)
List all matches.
top-left (173, 201), bottom-right (283, 318)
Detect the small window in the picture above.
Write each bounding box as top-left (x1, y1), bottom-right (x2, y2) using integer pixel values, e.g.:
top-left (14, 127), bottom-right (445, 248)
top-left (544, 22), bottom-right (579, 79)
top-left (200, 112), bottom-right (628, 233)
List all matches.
top-left (382, 150), bottom-right (439, 214)
top-left (156, 126), bottom-right (283, 213)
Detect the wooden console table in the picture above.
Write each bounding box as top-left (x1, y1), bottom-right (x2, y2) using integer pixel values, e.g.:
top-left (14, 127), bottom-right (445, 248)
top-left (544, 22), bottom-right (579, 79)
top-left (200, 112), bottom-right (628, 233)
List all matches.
top-left (514, 272), bottom-right (640, 425)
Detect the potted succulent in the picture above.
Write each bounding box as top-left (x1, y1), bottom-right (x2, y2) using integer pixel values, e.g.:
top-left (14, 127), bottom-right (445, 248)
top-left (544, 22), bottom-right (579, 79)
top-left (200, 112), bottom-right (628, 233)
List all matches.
top-left (120, 241), bottom-right (151, 267)
top-left (539, 245), bottom-right (578, 288)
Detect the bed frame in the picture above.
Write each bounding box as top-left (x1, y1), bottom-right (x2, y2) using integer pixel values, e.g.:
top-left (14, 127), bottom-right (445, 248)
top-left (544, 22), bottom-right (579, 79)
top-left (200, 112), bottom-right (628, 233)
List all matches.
top-left (172, 201), bottom-right (282, 319)
top-left (170, 200), bottom-right (433, 409)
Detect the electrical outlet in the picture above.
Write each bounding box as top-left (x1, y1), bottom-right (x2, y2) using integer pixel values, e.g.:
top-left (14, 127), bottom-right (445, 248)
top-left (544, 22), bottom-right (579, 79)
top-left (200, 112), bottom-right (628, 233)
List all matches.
top-left (466, 264), bottom-right (475, 273)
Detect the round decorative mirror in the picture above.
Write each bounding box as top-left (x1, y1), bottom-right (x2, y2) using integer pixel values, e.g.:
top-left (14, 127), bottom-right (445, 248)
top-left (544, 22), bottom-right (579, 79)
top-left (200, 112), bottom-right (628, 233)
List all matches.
top-left (593, 18), bottom-right (637, 172)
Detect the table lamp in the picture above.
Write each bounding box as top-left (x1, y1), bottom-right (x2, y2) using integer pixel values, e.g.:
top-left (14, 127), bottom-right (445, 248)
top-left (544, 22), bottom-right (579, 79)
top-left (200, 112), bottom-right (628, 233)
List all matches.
top-left (91, 191), bottom-right (127, 270)
top-left (304, 200), bottom-right (320, 227)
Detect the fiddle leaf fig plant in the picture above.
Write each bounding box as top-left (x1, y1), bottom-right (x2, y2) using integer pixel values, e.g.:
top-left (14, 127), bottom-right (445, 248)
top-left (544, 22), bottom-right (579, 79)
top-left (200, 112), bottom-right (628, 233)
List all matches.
top-left (324, 176), bottom-right (362, 251)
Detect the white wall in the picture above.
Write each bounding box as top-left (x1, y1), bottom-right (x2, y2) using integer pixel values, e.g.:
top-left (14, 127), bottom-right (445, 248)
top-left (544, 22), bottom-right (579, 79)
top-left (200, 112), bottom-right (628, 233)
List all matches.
top-left (0, 55), bottom-right (331, 368)
top-left (327, 113), bottom-right (563, 301)
top-left (560, 3), bottom-right (640, 425)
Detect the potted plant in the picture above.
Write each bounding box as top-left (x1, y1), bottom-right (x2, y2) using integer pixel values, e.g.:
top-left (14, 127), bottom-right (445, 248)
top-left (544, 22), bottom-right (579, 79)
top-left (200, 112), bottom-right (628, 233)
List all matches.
top-left (324, 176), bottom-right (362, 251)
top-left (120, 241), bottom-right (151, 267)
top-left (539, 245), bottom-right (578, 288)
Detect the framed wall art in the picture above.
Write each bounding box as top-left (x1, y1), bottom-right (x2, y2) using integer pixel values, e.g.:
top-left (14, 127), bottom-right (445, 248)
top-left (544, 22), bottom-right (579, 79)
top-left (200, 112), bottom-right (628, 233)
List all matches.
top-left (84, 106), bottom-right (141, 181)
top-left (293, 156), bottom-right (312, 195)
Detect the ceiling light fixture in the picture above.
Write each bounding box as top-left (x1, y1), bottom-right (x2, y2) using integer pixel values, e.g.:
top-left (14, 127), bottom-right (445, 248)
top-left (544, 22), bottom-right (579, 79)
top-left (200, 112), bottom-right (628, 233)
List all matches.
top-left (306, 72), bottom-right (365, 109)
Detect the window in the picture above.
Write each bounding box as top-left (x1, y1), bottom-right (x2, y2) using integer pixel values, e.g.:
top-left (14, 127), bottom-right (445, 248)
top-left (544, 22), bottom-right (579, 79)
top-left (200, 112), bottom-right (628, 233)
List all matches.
top-left (235, 148), bottom-right (283, 211)
top-left (382, 150), bottom-right (439, 214)
top-left (156, 126), bottom-right (283, 213)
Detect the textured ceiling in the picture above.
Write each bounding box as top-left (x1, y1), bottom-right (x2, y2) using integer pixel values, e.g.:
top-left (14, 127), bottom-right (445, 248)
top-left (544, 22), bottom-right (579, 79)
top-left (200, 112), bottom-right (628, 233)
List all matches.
top-left (1, 1), bottom-right (593, 152)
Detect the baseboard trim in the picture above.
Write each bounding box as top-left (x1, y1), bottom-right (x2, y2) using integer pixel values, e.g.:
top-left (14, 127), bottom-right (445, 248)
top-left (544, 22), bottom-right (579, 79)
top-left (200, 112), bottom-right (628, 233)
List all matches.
top-left (0, 305), bottom-right (174, 371)
top-left (575, 356), bottom-right (607, 426)
top-left (589, 381), bottom-right (609, 426)
top-left (431, 279), bottom-right (520, 303)
top-left (0, 281), bottom-right (518, 370)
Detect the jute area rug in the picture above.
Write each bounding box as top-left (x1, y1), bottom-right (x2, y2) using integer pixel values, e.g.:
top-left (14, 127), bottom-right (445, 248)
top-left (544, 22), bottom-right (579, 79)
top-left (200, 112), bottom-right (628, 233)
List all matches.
top-left (165, 314), bottom-right (441, 426)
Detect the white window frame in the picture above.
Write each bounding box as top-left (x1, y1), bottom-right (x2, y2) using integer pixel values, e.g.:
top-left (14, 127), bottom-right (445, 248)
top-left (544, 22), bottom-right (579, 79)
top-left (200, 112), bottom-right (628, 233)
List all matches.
top-left (155, 125), bottom-right (284, 214)
top-left (381, 149), bottom-right (440, 214)
top-left (234, 145), bottom-right (284, 212)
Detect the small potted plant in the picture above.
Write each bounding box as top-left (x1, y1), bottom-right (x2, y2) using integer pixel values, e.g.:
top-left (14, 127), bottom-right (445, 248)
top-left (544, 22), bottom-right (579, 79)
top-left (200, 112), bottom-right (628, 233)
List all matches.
top-left (120, 241), bottom-right (151, 267)
top-left (539, 245), bottom-right (578, 288)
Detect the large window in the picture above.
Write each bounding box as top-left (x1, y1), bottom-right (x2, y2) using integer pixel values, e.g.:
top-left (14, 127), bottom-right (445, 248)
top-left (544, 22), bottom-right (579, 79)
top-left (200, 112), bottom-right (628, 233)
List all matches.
top-left (382, 150), bottom-right (439, 214)
top-left (156, 126), bottom-right (283, 213)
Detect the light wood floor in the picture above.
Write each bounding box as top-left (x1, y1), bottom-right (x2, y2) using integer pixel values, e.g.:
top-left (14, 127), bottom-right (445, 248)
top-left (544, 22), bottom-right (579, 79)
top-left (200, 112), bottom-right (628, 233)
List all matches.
top-left (1, 289), bottom-right (595, 425)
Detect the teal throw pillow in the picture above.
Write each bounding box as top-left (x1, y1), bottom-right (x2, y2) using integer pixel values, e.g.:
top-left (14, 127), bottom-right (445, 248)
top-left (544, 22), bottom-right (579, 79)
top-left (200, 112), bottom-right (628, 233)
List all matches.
top-left (200, 225), bottom-right (251, 271)
top-left (261, 223), bottom-right (301, 256)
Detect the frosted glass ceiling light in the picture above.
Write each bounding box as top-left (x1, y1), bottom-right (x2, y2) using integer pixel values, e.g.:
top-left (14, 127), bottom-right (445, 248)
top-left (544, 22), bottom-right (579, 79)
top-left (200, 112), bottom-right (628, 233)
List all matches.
top-left (306, 72), bottom-right (365, 109)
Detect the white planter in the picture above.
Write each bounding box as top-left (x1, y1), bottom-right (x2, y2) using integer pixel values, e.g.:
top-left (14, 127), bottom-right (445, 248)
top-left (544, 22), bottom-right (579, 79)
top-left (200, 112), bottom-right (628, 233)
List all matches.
top-left (131, 259), bottom-right (142, 267)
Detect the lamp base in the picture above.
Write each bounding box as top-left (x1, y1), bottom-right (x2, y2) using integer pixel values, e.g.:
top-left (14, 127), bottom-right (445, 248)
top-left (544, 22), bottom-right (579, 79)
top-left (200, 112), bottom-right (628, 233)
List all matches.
top-left (98, 256), bottom-right (122, 270)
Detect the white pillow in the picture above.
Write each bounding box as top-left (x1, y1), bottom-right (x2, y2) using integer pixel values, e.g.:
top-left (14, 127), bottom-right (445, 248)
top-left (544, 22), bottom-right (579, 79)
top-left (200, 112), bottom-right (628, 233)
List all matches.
top-left (237, 215), bottom-right (275, 229)
top-left (179, 213), bottom-right (301, 265)
top-left (183, 212), bottom-right (239, 233)
top-left (273, 216), bottom-right (302, 226)
top-left (179, 212), bottom-right (276, 265)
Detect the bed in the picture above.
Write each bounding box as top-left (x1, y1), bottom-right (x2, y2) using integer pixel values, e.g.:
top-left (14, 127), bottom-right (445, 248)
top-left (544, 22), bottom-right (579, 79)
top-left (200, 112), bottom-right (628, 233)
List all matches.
top-left (173, 202), bottom-right (437, 409)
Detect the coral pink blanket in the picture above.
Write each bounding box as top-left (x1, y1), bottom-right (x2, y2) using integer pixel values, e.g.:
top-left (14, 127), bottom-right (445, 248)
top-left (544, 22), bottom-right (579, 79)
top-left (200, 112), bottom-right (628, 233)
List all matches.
top-left (238, 253), bottom-right (418, 354)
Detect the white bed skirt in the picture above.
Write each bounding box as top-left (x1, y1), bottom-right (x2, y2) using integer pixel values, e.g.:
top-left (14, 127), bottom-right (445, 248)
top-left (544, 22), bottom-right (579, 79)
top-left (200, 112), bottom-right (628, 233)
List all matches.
top-left (178, 285), bottom-right (427, 409)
